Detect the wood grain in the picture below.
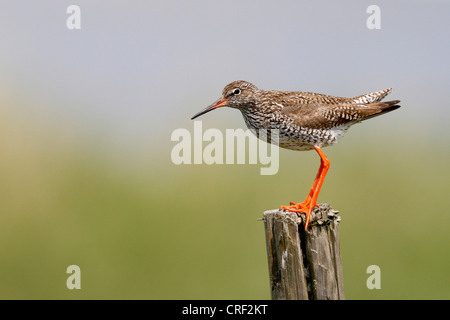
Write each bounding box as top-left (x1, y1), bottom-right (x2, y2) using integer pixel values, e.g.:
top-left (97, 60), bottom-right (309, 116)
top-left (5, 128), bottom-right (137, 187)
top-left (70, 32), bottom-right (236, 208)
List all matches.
top-left (263, 203), bottom-right (344, 300)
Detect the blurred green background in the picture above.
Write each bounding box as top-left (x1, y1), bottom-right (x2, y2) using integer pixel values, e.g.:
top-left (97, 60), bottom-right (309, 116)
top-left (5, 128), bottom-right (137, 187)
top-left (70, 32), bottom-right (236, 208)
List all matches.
top-left (0, 1), bottom-right (449, 299)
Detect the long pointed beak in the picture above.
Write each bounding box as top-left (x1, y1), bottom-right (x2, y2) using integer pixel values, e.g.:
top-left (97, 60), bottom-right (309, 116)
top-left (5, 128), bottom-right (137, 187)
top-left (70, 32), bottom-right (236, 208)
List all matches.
top-left (191, 97), bottom-right (227, 120)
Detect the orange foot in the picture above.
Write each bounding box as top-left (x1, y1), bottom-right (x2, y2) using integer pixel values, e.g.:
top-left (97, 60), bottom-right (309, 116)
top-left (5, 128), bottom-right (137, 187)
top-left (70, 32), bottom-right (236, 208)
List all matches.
top-left (280, 200), bottom-right (318, 212)
top-left (281, 200), bottom-right (318, 229)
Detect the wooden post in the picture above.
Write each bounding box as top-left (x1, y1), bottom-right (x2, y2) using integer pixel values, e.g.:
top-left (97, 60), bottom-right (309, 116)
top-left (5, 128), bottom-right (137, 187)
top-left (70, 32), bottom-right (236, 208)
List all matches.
top-left (263, 203), bottom-right (344, 300)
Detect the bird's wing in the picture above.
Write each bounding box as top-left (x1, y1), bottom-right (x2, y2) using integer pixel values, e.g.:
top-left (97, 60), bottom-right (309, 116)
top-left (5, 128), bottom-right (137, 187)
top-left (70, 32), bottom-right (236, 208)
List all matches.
top-left (322, 100), bottom-right (400, 125)
top-left (278, 100), bottom-right (401, 128)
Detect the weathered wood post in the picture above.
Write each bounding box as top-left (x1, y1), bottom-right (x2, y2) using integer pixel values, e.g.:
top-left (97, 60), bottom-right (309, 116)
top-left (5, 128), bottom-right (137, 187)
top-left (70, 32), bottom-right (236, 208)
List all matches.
top-left (263, 203), bottom-right (344, 300)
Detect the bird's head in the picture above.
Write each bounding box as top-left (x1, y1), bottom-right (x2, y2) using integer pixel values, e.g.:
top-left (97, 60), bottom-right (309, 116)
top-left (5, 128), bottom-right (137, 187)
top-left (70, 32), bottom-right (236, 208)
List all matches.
top-left (191, 80), bottom-right (259, 120)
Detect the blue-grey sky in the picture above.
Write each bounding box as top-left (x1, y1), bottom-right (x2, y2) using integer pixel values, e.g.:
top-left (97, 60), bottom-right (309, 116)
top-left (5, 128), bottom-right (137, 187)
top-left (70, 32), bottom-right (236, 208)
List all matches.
top-left (0, 1), bottom-right (448, 153)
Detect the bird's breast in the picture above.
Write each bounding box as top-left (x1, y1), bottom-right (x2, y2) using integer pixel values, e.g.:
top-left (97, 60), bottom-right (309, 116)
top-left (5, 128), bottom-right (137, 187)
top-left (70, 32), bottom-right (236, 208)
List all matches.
top-left (241, 109), bottom-right (349, 150)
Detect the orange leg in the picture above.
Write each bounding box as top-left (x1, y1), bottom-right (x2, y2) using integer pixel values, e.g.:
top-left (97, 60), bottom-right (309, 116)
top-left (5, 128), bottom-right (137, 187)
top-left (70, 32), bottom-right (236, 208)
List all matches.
top-left (282, 163), bottom-right (322, 210)
top-left (281, 146), bottom-right (330, 230)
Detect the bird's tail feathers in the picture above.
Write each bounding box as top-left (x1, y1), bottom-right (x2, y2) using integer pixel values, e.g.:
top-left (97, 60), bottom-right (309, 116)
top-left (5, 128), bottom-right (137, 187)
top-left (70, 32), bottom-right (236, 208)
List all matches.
top-left (359, 100), bottom-right (401, 121)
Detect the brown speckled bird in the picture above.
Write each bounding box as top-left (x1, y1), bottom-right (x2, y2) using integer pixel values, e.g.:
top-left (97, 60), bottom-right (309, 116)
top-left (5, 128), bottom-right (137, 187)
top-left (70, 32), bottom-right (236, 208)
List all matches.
top-left (191, 80), bottom-right (400, 229)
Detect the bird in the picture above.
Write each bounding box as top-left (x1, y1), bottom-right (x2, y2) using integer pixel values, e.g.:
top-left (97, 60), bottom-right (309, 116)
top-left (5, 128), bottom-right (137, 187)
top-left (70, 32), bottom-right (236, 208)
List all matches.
top-left (191, 80), bottom-right (400, 230)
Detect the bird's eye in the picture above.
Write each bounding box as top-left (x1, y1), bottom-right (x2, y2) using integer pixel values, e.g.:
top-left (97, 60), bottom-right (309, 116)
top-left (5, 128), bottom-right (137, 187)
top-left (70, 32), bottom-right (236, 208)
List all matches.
top-left (233, 88), bottom-right (241, 95)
